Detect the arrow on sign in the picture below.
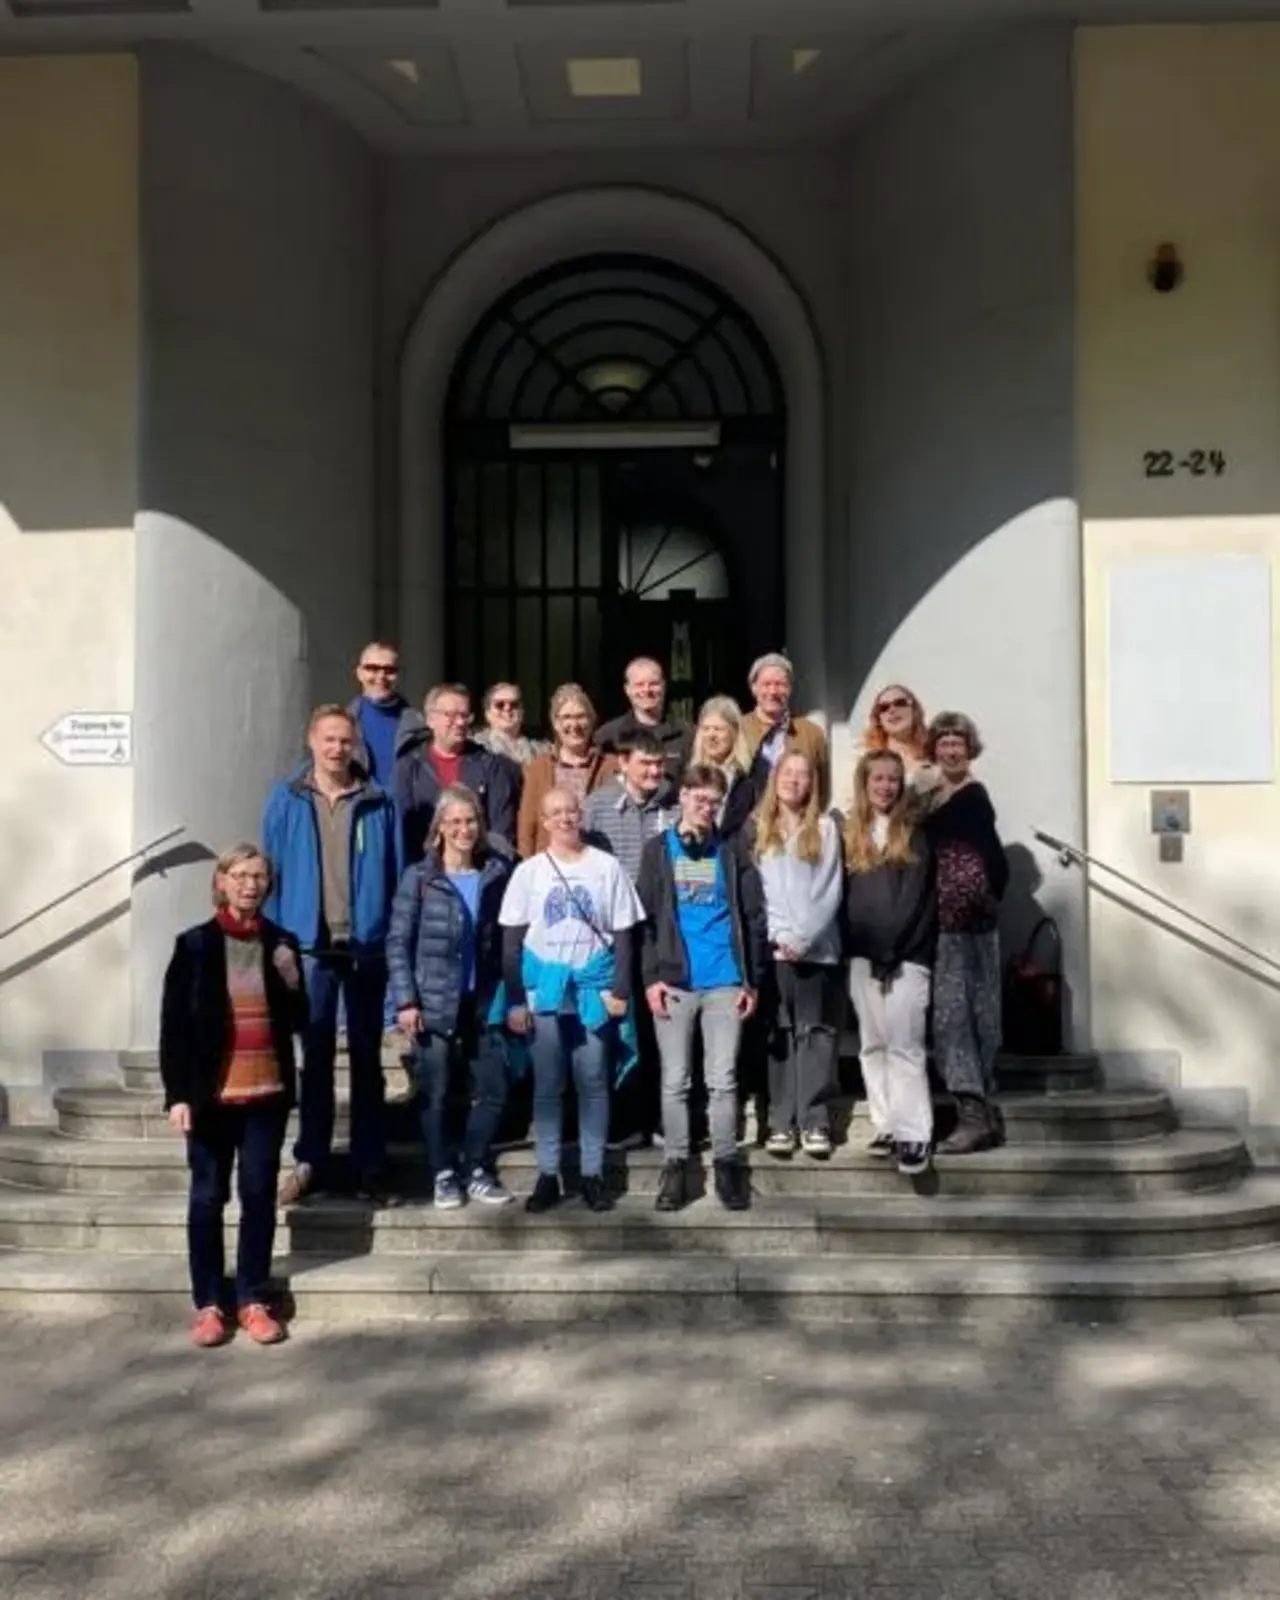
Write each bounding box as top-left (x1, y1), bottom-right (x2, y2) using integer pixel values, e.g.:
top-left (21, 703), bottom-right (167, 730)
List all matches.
top-left (40, 713), bottom-right (133, 768)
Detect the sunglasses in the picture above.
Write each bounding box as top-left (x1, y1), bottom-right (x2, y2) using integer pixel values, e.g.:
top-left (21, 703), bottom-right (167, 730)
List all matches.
top-left (876, 696), bottom-right (913, 715)
top-left (361, 664), bottom-right (398, 676)
top-left (491, 699), bottom-right (521, 711)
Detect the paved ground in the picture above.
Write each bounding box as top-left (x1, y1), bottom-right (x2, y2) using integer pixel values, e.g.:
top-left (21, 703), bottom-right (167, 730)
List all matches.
top-left (3, 1312), bottom-right (1280, 1598)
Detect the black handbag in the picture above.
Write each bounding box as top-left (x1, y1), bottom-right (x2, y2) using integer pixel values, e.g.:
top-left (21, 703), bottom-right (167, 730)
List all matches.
top-left (1002, 916), bottom-right (1063, 1056)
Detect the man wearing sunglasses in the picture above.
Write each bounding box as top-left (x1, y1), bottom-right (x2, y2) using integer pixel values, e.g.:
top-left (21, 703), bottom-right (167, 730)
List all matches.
top-left (346, 642), bottom-right (424, 788)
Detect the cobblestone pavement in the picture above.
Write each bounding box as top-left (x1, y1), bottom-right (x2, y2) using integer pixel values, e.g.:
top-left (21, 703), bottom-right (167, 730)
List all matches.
top-left (3, 1311), bottom-right (1280, 1598)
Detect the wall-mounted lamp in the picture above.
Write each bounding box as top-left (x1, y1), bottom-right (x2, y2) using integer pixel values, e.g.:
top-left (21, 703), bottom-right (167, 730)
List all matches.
top-left (1149, 242), bottom-right (1184, 294)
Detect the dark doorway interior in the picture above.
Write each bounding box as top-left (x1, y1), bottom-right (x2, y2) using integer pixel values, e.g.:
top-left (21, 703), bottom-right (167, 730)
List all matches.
top-left (443, 255), bottom-right (785, 732)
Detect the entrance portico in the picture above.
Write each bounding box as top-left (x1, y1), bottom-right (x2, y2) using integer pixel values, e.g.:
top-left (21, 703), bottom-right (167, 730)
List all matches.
top-left (9, 3), bottom-right (1280, 1148)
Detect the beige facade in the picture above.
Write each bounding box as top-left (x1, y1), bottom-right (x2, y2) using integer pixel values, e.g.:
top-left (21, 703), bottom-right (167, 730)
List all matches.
top-left (5, 26), bottom-right (1280, 1135)
top-left (0, 57), bottom-right (138, 1104)
top-left (1079, 24), bottom-right (1280, 1129)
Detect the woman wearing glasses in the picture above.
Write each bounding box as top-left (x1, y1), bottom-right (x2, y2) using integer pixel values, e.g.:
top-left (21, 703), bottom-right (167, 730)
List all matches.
top-left (160, 844), bottom-right (307, 1348)
top-left (858, 684), bottom-right (943, 807)
top-left (501, 786), bottom-right (645, 1213)
top-left (516, 684), bottom-right (618, 858)
top-left (474, 682), bottom-right (549, 769)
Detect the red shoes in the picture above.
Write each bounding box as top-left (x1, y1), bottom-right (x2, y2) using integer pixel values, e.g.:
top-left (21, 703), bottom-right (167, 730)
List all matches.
top-left (236, 1302), bottom-right (287, 1345)
top-left (189, 1302), bottom-right (286, 1347)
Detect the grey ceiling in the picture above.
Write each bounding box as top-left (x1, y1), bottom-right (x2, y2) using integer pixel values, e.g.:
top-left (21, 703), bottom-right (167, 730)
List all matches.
top-left (4, 0), bottom-right (1280, 151)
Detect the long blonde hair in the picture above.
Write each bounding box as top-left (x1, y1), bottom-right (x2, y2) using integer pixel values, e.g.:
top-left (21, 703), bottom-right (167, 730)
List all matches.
top-left (693, 695), bottom-right (750, 774)
top-left (754, 752), bottom-right (823, 865)
top-left (844, 751), bottom-right (917, 872)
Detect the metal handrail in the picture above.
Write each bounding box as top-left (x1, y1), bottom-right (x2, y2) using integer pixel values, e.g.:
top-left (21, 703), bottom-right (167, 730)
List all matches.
top-left (1036, 828), bottom-right (1280, 977)
top-left (0, 826), bottom-right (186, 944)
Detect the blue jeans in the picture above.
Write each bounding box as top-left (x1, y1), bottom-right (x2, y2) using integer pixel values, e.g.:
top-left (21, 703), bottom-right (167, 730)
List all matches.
top-left (187, 1099), bottom-right (288, 1309)
top-left (297, 953), bottom-right (387, 1180)
top-left (416, 1009), bottom-right (508, 1177)
top-left (530, 1014), bottom-right (612, 1180)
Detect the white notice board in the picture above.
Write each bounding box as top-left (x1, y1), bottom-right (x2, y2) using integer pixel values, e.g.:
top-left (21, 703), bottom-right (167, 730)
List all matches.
top-left (1108, 555), bottom-right (1273, 783)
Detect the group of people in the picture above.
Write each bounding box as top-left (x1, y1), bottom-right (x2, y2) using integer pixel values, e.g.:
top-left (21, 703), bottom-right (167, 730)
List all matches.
top-left (159, 643), bottom-right (1008, 1347)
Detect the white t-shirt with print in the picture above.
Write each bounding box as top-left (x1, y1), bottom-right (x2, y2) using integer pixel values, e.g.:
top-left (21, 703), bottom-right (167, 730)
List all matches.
top-left (499, 846), bottom-right (645, 972)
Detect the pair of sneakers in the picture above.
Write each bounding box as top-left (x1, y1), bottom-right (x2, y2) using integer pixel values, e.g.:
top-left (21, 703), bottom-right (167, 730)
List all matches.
top-left (190, 1302), bottom-right (284, 1349)
top-left (434, 1169), bottom-right (513, 1209)
top-left (765, 1126), bottom-right (833, 1160)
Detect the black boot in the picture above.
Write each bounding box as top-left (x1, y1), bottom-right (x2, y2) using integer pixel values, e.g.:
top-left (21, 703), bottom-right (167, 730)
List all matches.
top-left (655, 1158), bottom-right (691, 1213)
top-left (939, 1096), bottom-right (996, 1156)
top-left (714, 1158), bottom-right (751, 1211)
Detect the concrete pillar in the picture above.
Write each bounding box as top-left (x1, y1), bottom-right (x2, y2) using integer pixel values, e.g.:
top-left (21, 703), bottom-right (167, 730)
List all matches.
top-left (128, 512), bottom-right (308, 1047)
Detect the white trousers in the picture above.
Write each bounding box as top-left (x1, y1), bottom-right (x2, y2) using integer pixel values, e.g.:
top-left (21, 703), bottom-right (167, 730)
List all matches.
top-left (849, 958), bottom-right (933, 1146)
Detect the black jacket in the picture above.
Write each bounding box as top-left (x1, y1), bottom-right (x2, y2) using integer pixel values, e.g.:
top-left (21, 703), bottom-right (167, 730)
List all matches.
top-left (596, 711), bottom-right (693, 791)
top-left (719, 772), bottom-right (757, 839)
top-left (923, 781), bottom-right (1009, 901)
top-left (159, 918), bottom-right (306, 1115)
top-left (636, 829), bottom-right (769, 991)
top-left (385, 849), bottom-right (512, 1036)
top-left (843, 826), bottom-right (938, 977)
top-left (394, 736), bottom-right (522, 863)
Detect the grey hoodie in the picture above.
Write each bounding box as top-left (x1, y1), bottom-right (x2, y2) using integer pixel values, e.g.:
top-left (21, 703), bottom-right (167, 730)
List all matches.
top-left (756, 813), bottom-right (844, 964)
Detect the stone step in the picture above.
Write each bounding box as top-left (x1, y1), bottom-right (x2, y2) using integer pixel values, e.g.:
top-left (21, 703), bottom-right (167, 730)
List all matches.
top-left (52, 1082), bottom-right (1176, 1146)
top-left (0, 1125), bottom-right (1249, 1198)
top-left (118, 1045), bottom-right (412, 1093)
top-left (1, 1241), bottom-right (1278, 1325)
top-left (2, 1178), bottom-right (1277, 1261)
top-left (118, 1048), bottom-right (1103, 1095)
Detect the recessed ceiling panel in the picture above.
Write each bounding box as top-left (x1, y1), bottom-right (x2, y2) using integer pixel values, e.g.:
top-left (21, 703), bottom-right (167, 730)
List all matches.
top-left (518, 38), bottom-right (688, 123)
top-left (749, 32), bottom-right (903, 121)
top-left (508, 0), bottom-right (681, 7)
top-left (11, 0), bottom-right (188, 14)
top-left (262, 0), bottom-right (438, 12)
top-left (307, 44), bottom-right (465, 125)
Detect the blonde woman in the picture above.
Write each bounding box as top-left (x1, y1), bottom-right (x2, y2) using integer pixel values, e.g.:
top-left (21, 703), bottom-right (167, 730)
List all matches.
top-left (691, 695), bottom-right (755, 837)
top-left (752, 752), bottom-right (844, 1158)
top-left (517, 684), bottom-right (618, 858)
top-left (858, 684), bottom-right (943, 807)
top-left (843, 750), bottom-right (938, 1177)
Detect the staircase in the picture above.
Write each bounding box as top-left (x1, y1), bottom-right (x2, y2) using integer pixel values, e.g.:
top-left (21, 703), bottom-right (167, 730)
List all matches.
top-left (0, 1050), bottom-right (1277, 1323)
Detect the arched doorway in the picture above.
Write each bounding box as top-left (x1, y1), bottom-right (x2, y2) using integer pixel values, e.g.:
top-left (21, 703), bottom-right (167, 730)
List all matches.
top-left (443, 254), bottom-right (785, 729)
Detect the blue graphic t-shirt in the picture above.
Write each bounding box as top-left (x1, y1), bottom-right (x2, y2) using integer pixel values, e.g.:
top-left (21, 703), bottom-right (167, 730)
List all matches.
top-left (666, 830), bottom-right (741, 992)
top-left (446, 870), bottom-right (482, 992)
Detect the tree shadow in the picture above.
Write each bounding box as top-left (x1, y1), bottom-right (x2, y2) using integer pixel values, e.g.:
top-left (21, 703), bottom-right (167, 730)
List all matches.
top-left (0, 1309), bottom-right (1276, 1598)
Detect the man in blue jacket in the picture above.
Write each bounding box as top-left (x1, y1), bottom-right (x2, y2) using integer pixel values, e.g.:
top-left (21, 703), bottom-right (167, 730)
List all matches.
top-left (263, 703), bottom-right (401, 1205)
top-left (345, 640), bottom-right (423, 787)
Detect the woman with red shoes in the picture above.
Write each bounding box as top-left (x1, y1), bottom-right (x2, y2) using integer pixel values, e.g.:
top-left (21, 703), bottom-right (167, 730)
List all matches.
top-left (160, 843), bottom-right (307, 1348)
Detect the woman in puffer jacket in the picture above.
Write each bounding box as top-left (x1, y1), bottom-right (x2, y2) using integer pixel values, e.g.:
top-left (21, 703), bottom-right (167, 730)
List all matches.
top-left (386, 784), bottom-right (515, 1209)
top-left (843, 749), bottom-right (938, 1179)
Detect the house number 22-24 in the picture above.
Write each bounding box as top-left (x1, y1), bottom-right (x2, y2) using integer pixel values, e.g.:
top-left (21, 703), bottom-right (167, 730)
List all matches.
top-left (1143, 449), bottom-right (1227, 478)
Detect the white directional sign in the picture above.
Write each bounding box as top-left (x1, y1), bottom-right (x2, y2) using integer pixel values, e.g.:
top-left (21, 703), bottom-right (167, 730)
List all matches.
top-left (40, 712), bottom-right (133, 768)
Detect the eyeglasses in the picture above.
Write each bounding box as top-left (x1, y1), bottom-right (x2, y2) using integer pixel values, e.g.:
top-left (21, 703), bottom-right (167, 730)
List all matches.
top-left (684, 792), bottom-right (721, 808)
top-left (876, 696), bottom-right (913, 715)
top-left (360, 663), bottom-right (398, 676)
top-left (491, 700), bottom-right (521, 712)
